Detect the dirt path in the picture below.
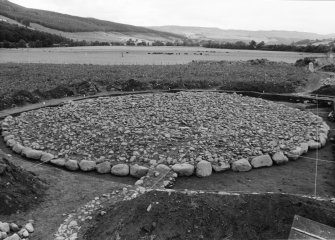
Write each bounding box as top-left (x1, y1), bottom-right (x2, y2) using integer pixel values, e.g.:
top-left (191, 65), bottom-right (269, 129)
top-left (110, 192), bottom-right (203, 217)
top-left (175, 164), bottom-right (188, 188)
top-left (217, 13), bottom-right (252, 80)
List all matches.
top-left (0, 140), bottom-right (135, 240)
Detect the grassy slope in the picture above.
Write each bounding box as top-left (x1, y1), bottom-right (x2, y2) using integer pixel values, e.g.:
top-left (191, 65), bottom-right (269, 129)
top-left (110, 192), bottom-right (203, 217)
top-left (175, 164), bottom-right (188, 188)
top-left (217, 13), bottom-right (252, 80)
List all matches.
top-left (0, 0), bottom-right (183, 40)
top-left (29, 23), bottom-right (182, 42)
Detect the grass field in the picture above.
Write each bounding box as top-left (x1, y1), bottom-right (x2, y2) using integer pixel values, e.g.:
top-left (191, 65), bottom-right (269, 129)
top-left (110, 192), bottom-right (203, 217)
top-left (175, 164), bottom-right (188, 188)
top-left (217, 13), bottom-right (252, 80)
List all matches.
top-left (0, 60), bottom-right (315, 110)
top-left (0, 46), bottom-right (324, 65)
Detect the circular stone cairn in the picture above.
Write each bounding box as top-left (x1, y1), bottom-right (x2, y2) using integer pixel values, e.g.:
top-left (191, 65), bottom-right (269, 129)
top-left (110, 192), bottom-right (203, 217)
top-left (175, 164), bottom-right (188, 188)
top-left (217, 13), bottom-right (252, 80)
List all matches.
top-left (0, 92), bottom-right (330, 179)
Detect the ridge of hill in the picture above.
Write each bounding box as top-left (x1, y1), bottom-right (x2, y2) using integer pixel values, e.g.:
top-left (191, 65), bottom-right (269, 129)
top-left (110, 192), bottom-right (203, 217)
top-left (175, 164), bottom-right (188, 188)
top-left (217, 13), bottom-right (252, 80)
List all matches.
top-left (0, 0), bottom-right (184, 42)
top-left (149, 25), bottom-right (335, 44)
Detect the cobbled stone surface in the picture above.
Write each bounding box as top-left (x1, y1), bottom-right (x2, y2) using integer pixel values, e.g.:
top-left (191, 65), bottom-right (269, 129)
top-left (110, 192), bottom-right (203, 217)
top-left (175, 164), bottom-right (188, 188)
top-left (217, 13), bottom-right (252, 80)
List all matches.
top-left (4, 92), bottom-right (327, 168)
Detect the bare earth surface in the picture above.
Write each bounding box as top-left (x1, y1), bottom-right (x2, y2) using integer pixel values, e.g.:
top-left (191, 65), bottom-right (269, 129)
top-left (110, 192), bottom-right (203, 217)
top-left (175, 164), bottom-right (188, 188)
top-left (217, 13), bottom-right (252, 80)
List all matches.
top-left (0, 140), bottom-right (135, 240)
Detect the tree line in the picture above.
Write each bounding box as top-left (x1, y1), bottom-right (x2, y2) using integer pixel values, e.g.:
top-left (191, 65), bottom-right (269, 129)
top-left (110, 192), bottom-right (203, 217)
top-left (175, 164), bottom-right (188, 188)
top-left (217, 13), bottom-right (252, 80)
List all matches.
top-left (0, 22), bottom-right (128, 48)
top-left (202, 40), bottom-right (335, 53)
top-left (2, 21), bottom-right (334, 53)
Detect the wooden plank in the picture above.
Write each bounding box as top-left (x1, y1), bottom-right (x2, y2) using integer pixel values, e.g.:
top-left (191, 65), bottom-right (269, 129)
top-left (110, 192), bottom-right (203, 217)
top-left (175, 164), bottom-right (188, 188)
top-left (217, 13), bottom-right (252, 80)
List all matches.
top-left (289, 215), bottom-right (335, 240)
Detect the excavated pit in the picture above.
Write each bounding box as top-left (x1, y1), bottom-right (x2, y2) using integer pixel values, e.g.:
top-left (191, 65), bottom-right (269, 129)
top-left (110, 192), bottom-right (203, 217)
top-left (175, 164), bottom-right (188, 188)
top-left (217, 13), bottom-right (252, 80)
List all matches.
top-left (0, 152), bottom-right (47, 215)
top-left (83, 190), bottom-right (335, 240)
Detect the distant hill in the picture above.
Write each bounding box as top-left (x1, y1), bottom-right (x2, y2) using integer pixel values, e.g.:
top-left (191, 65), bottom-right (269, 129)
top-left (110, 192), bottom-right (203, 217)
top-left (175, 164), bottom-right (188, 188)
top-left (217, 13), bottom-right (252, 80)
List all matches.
top-left (149, 26), bottom-right (335, 44)
top-left (1, 0), bottom-right (334, 45)
top-left (295, 38), bottom-right (335, 46)
top-left (0, 21), bottom-right (74, 47)
top-left (0, 0), bottom-right (184, 42)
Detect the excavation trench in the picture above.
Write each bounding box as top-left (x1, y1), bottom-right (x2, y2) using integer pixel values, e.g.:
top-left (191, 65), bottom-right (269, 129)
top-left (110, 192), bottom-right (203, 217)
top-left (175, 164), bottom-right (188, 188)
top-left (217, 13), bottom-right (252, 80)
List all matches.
top-left (83, 190), bottom-right (335, 240)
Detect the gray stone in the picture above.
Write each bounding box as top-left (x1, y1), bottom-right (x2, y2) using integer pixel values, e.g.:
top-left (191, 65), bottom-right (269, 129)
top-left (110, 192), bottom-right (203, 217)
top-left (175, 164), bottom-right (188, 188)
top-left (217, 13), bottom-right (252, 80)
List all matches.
top-left (290, 147), bottom-right (303, 156)
top-left (212, 162), bottom-right (230, 172)
top-left (149, 160), bottom-right (157, 166)
top-left (0, 232), bottom-right (7, 240)
top-left (156, 164), bottom-right (171, 172)
top-left (50, 158), bottom-right (66, 167)
top-left (286, 152), bottom-right (300, 161)
top-left (22, 148), bottom-right (43, 160)
top-left (300, 143), bottom-right (309, 154)
top-left (323, 122), bottom-right (330, 130)
top-left (320, 125), bottom-right (329, 134)
top-left (232, 159), bottom-right (252, 172)
top-left (308, 140), bottom-right (321, 150)
top-left (319, 133), bottom-right (327, 147)
top-left (69, 233), bottom-right (78, 240)
top-left (3, 135), bottom-right (14, 142)
top-left (19, 228), bottom-right (29, 238)
top-left (171, 163), bottom-right (194, 176)
top-left (251, 154), bottom-right (273, 168)
top-left (65, 160), bottom-right (79, 171)
top-left (0, 222), bottom-right (9, 233)
top-left (79, 160), bottom-right (96, 171)
top-left (196, 160), bottom-right (212, 177)
top-left (163, 180), bottom-right (170, 187)
top-left (40, 152), bottom-right (55, 162)
top-left (96, 162), bottom-right (111, 174)
top-left (12, 143), bottom-right (24, 154)
top-left (135, 179), bottom-right (144, 185)
top-left (1, 131), bottom-right (10, 137)
top-left (68, 220), bottom-right (78, 228)
top-left (111, 164), bottom-right (129, 176)
top-left (272, 152), bottom-right (288, 165)
top-left (4, 233), bottom-right (20, 240)
top-left (6, 139), bottom-right (16, 148)
top-left (9, 223), bottom-right (19, 232)
top-left (308, 62), bottom-right (315, 72)
top-left (24, 222), bottom-right (34, 233)
top-left (130, 164), bottom-right (149, 178)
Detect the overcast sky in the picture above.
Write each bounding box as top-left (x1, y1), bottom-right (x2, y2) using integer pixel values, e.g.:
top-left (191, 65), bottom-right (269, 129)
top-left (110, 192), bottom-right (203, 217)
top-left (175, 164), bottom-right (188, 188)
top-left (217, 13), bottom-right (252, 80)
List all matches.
top-left (9, 0), bottom-right (335, 34)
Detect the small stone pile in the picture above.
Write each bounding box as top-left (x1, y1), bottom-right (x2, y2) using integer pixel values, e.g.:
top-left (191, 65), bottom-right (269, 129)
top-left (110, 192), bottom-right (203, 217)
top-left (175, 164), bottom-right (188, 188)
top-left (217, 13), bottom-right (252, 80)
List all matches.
top-left (1, 92), bottom-right (330, 178)
top-left (55, 186), bottom-right (146, 240)
top-left (0, 221), bottom-right (34, 240)
top-left (321, 76), bottom-right (335, 86)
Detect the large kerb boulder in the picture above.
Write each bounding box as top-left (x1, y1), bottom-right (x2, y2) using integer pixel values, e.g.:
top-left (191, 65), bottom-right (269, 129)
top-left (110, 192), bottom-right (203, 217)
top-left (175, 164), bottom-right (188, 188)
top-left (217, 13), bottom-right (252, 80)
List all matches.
top-left (232, 159), bottom-right (252, 172)
top-left (172, 163), bottom-right (194, 176)
top-left (251, 154), bottom-right (273, 168)
top-left (196, 160), bottom-right (212, 177)
top-left (111, 164), bottom-right (129, 176)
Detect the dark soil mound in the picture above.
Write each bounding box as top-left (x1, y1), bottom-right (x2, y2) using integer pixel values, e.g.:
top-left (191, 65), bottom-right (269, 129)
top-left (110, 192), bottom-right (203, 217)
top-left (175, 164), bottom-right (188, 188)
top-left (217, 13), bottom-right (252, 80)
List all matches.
top-left (72, 81), bottom-right (100, 95)
top-left (33, 85), bottom-right (75, 99)
top-left (218, 79), bottom-right (302, 93)
top-left (312, 85), bottom-right (335, 96)
top-left (0, 152), bottom-right (47, 215)
top-left (321, 64), bottom-right (335, 73)
top-left (84, 191), bottom-right (335, 240)
top-left (12, 90), bottom-right (40, 106)
top-left (295, 57), bottom-right (317, 67)
top-left (122, 79), bottom-right (151, 91)
top-left (247, 58), bottom-right (269, 65)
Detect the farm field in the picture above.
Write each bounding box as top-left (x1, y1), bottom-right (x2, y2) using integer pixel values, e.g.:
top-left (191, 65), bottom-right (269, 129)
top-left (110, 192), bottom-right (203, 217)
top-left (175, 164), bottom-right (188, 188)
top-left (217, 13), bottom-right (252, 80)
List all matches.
top-left (0, 46), bottom-right (324, 65)
top-left (0, 60), bottom-right (316, 110)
